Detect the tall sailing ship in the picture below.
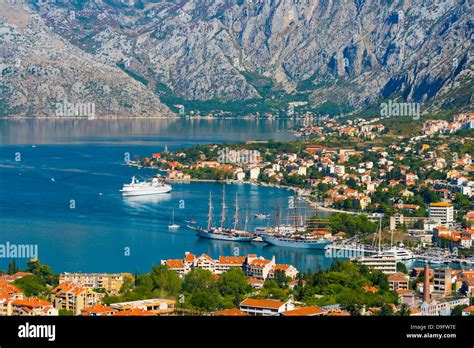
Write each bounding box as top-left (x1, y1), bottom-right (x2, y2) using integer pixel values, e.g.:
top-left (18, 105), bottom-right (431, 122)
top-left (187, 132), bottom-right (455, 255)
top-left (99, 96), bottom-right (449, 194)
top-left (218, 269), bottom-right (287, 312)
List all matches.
top-left (260, 196), bottom-right (333, 250)
top-left (196, 187), bottom-right (254, 242)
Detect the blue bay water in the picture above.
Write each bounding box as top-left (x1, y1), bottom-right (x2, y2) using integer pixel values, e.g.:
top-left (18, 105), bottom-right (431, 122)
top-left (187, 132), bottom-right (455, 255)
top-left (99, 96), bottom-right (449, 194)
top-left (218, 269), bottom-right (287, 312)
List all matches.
top-left (0, 119), bottom-right (334, 274)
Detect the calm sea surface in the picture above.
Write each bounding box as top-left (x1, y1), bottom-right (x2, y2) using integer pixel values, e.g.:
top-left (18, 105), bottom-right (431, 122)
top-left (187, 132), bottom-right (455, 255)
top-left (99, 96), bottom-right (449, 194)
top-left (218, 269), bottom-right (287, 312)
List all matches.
top-left (0, 118), bottom-right (337, 274)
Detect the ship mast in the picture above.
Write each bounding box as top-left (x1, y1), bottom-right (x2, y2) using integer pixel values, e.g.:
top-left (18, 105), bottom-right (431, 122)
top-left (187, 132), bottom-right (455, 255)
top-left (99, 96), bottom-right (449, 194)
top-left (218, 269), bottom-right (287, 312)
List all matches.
top-left (244, 205), bottom-right (249, 232)
top-left (378, 217), bottom-right (382, 253)
top-left (276, 202), bottom-right (281, 234)
top-left (293, 195), bottom-right (298, 230)
top-left (220, 185), bottom-right (226, 229)
top-left (233, 192), bottom-right (239, 231)
top-left (207, 191), bottom-right (213, 230)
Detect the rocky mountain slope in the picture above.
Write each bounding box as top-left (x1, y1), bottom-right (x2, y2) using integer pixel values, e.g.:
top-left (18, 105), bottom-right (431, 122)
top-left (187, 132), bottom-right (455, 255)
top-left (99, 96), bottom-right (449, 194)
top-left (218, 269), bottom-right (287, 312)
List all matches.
top-left (1, 0), bottom-right (472, 117)
top-left (0, 0), bottom-right (172, 117)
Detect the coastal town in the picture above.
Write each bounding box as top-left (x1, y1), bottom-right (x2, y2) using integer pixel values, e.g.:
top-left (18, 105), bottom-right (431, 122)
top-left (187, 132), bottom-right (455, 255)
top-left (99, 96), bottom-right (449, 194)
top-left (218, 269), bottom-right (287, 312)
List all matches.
top-left (1, 113), bottom-right (472, 318)
top-left (130, 112), bottom-right (473, 259)
top-left (1, 253), bottom-right (473, 317)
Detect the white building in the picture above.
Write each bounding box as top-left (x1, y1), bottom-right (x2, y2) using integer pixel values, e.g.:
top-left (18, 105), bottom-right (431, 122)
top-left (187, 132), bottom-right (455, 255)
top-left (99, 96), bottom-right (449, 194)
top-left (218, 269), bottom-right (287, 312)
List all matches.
top-left (429, 202), bottom-right (454, 224)
top-left (249, 167), bottom-right (260, 181)
top-left (239, 298), bottom-right (294, 316)
top-left (421, 297), bottom-right (469, 316)
top-left (354, 256), bottom-right (397, 274)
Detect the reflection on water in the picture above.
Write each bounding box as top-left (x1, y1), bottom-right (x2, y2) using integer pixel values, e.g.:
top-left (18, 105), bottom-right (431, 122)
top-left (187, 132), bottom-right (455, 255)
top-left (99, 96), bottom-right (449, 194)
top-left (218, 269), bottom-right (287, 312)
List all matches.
top-left (0, 118), bottom-right (335, 273)
top-left (0, 118), bottom-right (298, 145)
top-left (122, 193), bottom-right (172, 207)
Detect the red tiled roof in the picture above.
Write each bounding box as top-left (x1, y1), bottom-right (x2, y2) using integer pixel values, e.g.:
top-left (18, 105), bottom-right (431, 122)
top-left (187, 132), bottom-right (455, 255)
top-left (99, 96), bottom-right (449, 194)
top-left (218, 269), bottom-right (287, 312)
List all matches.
top-left (462, 306), bottom-right (474, 313)
top-left (240, 298), bottom-right (285, 309)
top-left (282, 306), bottom-right (325, 316)
top-left (249, 259), bottom-right (271, 269)
top-left (81, 304), bottom-right (116, 314)
top-left (212, 308), bottom-right (248, 316)
top-left (113, 308), bottom-right (155, 316)
top-left (326, 311), bottom-right (350, 316)
top-left (272, 264), bottom-right (291, 272)
top-left (166, 259), bottom-right (184, 269)
top-left (12, 298), bottom-right (51, 308)
top-left (219, 256), bottom-right (246, 265)
top-left (388, 273), bottom-right (409, 282)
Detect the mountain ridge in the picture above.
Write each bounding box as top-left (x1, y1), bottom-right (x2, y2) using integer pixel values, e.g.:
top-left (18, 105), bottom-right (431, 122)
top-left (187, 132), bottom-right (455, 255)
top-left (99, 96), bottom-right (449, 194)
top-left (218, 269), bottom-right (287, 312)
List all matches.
top-left (1, 0), bottom-right (472, 117)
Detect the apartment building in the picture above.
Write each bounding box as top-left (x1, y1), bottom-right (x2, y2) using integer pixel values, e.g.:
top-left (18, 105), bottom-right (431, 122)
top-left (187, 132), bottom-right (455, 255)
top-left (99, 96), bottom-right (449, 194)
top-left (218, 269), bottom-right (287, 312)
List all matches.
top-left (388, 272), bottom-right (410, 291)
top-left (354, 256), bottom-right (397, 274)
top-left (243, 256), bottom-right (275, 280)
top-left (421, 297), bottom-right (469, 316)
top-left (11, 298), bottom-right (58, 316)
top-left (162, 252), bottom-right (299, 280)
top-left (433, 268), bottom-right (452, 298)
top-left (59, 273), bottom-right (131, 294)
top-left (51, 281), bottom-right (104, 316)
top-left (0, 281), bottom-right (24, 316)
top-left (429, 202), bottom-right (454, 224)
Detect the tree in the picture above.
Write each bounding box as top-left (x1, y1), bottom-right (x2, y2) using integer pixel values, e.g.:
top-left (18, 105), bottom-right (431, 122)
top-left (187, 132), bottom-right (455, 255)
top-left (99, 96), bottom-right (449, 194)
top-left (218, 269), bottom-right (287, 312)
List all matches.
top-left (120, 275), bottom-right (134, 294)
top-left (58, 309), bottom-right (74, 316)
top-left (7, 259), bottom-right (17, 275)
top-left (182, 268), bottom-right (214, 293)
top-left (189, 290), bottom-right (220, 311)
top-left (379, 304), bottom-right (394, 316)
top-left (398, 304), bottom-right (411, 316)
top-left (217, 268), bottom-right (249, 296)
top-left (150, 265), bottom-right (182, 296)
top-left (13, 275), bottom-right (48, 297)
top-left (396, 262), bottom-right (408, 274)
top-left (274, 270), bottom-right (290, 289)
top-left (26, 259), bottom-right (58, 287)
top-left (451, 305), bottom-right (468, 316)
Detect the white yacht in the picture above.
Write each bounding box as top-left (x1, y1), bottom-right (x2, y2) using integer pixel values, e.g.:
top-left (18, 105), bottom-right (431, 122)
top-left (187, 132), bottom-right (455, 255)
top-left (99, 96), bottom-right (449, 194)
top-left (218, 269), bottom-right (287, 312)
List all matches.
top-left (120, 176), bottom-right (172, 197)
top-left (377, 245), bottom-right (414, 261)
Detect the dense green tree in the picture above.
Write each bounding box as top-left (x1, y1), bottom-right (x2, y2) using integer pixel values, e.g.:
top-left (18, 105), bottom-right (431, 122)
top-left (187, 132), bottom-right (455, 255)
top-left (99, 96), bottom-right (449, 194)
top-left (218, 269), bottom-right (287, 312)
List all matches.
top-left (7, 259), bottom-right (17, 275)
top-left (396, 262), bottom-right (408, 274)
top-left (398, 304), bottom-right (411, 316)
top-left (150, 265), bottom-right (182, 296)
top-left (182, 268), bottom-right (214, 293)
top-left (451, 305), bottom-right (468, 316)
top-left (379, 304), bottom-right (395, 316)
top-left (217, 268), bottom-right (249, 296)
top-left (13, 275), bottom-right (48, 297)
top-left (26, 259), bottom-right (58, 286)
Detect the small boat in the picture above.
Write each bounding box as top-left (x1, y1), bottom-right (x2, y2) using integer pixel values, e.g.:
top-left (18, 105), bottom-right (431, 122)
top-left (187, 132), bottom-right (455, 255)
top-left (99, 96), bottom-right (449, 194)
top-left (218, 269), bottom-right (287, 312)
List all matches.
top-left (168, 209), bottom-right (180, 230)
top-left (254, 213), bottom-right (270, 219)
top-left (429, 258), bottom-right (444, 265)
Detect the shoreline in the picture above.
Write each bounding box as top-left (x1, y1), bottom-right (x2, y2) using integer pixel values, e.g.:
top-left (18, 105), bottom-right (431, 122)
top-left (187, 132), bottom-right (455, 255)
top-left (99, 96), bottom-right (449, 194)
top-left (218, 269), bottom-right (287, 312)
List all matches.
top-left (166, 176), bottom-right (364, 216)
top-left (0, 115), bottom-right (299, 121)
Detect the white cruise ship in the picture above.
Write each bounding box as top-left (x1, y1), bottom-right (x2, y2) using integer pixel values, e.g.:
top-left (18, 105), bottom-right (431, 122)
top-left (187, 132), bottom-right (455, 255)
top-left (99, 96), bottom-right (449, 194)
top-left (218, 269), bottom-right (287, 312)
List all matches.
top-left (120, 176), bottom-right (172, 196)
